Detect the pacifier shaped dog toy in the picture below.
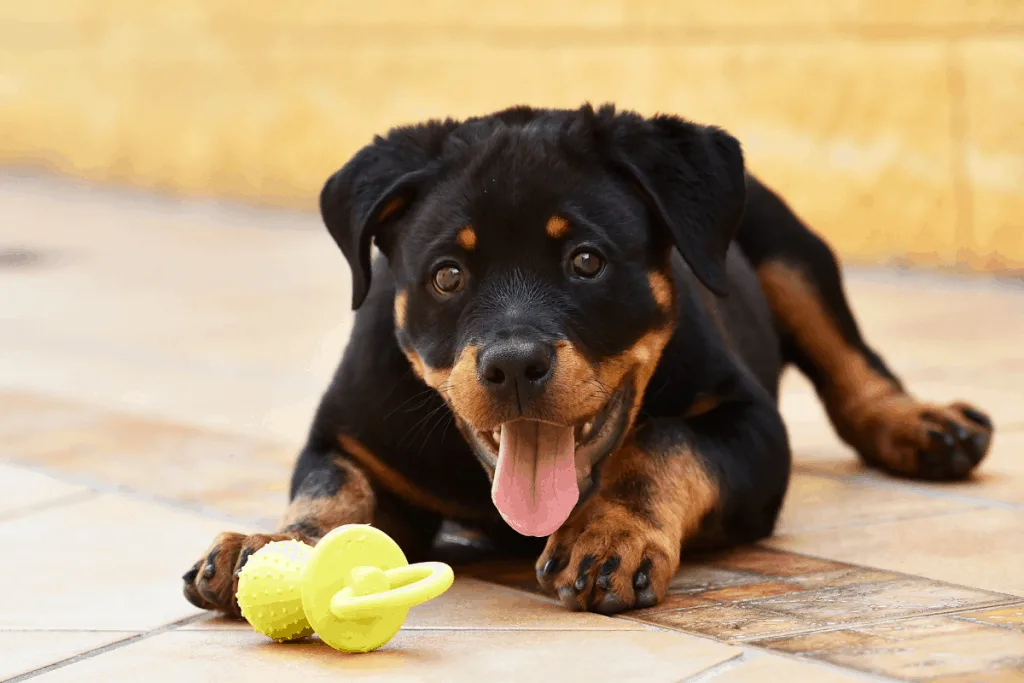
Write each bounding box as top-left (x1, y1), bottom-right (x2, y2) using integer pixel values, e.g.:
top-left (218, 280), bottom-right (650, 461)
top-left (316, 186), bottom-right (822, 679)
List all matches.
top-left (235, 524), bottom-right (454, 653)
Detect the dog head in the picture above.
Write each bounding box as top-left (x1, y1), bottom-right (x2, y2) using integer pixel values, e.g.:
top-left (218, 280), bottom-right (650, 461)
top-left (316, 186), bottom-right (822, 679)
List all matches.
top-left (321, 104), bottom-right (746, 537)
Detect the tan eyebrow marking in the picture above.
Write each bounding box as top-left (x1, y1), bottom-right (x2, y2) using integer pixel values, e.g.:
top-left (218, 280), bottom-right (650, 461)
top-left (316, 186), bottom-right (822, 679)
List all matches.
top-left (546, 215), bottom-right (571, 239)
top-left (457, 226), bottom-right (477, 250)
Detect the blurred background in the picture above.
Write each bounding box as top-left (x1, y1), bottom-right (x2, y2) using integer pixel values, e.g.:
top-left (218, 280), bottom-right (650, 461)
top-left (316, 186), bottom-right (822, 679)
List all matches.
top-left (1, 0), bottom-right (1022, 271)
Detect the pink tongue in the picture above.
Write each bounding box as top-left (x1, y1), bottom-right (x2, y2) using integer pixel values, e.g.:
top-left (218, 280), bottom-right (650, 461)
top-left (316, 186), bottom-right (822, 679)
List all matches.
top-left (491, 421), bottom-right (579, 537)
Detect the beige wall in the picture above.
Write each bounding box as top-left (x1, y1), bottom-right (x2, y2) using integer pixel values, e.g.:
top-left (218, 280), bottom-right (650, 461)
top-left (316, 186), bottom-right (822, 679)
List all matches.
top-left (1, 1), bottom-right (1022, 272)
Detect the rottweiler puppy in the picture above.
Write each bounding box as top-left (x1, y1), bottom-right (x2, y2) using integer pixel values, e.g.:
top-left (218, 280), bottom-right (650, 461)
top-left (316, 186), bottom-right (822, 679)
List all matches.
top-left (183, 104), bottom-right (994, 615)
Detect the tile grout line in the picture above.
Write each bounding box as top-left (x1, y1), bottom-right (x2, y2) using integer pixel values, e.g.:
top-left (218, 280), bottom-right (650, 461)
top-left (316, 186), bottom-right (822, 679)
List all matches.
top-left (2, 614), bottom-right (204, 683)
top-left (0, 456), bottom-right (274, 531)
top-left (720, 595), bottom-right (1024, 645)
top-left (676, 651), bottom-right (753, 683)
top-left (747, 648), bottom-right (902, 683)
top-left (951, 608), bottom-right (1024, 635)
top-left (0, 490), bottom-right (98, 524)
top-left (481, 558), bottom-right (1024, 643)
top-left (0, 629), bottom-right (138, 633)
top-left (750, 545), bottom-right (1024, 605)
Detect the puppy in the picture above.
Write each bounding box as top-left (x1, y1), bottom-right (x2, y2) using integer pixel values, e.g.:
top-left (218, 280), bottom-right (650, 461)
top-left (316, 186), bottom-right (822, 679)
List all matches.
top-left (183, 104), bottom-right (993, 615)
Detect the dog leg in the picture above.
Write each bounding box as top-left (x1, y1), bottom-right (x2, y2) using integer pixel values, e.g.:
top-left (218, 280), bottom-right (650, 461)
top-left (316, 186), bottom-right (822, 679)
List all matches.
top-left (181, 440), bottom-right (441, 616)
top-left (736, 180), bottom-right (993, 480)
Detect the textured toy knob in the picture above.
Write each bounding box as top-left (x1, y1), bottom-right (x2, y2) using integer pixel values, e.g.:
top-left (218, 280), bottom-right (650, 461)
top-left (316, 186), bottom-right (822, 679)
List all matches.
top-left (235, 525), bottom-right (454, 653)
top-left (236, 540), bottom-right (315, 641)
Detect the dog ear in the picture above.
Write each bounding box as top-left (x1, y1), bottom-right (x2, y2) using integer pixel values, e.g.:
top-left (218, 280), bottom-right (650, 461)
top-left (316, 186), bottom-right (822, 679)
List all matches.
top-left (601, 110), bottom-right (746, 296)
top-left (320, 120), bottom-right (458, 309)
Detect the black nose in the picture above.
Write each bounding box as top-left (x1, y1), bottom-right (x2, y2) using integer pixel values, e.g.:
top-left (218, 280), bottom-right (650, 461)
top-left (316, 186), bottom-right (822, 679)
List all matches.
top-left (478, 339), bottom-right (554, 403)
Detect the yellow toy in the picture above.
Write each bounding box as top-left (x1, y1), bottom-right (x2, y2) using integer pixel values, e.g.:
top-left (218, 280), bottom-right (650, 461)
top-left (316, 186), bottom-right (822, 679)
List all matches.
top-left (236, 524), bottom-right (454, 653)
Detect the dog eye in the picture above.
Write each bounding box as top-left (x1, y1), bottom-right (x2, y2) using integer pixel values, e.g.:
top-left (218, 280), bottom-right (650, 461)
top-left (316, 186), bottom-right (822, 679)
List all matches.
top-left (432, 264), bottom-right (465, 294)
top-left (570, 250), bottom-right (604, 278)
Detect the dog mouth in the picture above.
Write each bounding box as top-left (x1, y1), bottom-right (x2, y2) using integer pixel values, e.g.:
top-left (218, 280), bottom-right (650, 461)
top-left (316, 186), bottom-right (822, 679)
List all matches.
top-left (463, 380), bottom-right (634, 538)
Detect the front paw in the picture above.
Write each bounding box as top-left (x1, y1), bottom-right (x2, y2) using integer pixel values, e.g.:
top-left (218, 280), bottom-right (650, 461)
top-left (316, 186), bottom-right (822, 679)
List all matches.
top-left (535, 504), bottom-right (679, 614)
top-left (181, 532), bottom-right (302, 617)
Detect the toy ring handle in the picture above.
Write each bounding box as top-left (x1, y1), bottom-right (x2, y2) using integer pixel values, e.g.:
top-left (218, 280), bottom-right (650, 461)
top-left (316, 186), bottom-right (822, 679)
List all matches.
top-left (329, 562), bottom-right (454, 621)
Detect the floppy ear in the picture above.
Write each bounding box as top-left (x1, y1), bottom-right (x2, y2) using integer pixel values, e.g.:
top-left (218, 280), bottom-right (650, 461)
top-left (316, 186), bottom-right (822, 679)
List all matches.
top-left (320, 120), bottom-right (457, 309)
top-left (603, 111), bottom-right (746, 296)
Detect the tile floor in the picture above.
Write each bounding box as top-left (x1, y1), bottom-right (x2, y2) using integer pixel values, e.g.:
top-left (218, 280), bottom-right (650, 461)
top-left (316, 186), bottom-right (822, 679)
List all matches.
top-left (1, 171), bottom-right (1022, 682)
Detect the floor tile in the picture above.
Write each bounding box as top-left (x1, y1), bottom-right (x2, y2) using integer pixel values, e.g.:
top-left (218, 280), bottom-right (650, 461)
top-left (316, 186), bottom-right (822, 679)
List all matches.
top-left (927, 670), bottom-right (1024, 683)
top-left (709, 653), bottom-right (873, 683)
top-left (699, 581), bottom-right (805, 603)
top-left (636, 573), bottom-right (1012, 644)
top-left (761, 615), bottom-right (1024, 681)
top-left (0, 630), bottom-right (136, 680)
top-left (642, 603), bottom-right (815, 642)
top-left (775, 472), bottom-right (976, 535)
top-left (767, 508), bottom-right (1024, 596)
top-left (183, 578), bottom-right (647, 631)
top-left (0, 177), bottom-right (346, 443)
top-left (745, 578), bottom-right (1010, 627)
top-left (0, 462), bottom-right (90, 517)
top-left (27, 628), bottom-right (740, 683)
top-left (957, 604), bottom-right (1024, 633)
top-left (0, 390), bottom-right (295, 526)
top-left (668, 565), bottom-right (764, 592)
top-left (0, 494), bottom-right (248, 630)
top-left (703, 547), bottom-right (849, 577)
top-left (783, 567), bottom-right (903, 589)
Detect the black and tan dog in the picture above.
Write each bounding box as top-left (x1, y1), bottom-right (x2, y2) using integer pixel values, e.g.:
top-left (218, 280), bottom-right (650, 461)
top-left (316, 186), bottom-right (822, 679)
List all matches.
top-left (183, 104), bottom-right (994, 615)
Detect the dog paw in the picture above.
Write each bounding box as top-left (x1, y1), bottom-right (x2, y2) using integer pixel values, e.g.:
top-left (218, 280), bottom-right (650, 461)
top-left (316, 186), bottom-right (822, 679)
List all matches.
top-left (181, 532), bottom-right (303, 616)
top-left (861, 399), bottom-right (993, 481)
top-left (535, 505), bottom-right (678, 614)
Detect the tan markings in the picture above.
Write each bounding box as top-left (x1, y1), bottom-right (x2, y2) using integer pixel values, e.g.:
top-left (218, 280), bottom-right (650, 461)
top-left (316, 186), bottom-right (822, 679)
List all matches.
top-left (616, 439), bottom-right (719, 544)
top-left (393, 290), bottom-right (407, 328)
top-left (423, 363), bottom-right (452, 393)
top-left (338, 434), bottom-right (486, 520)
top-left (756, 262), bottom-right (922, 473)
top-left (545, 326), bottom-right (673, 443)
top-left (437, 328), bottom-right (672, 446)
top-left (403, 348), bottom-right (427, 380)
top-left (537, 436), bottom-right (718, 609)
top-left (401, 345), bottom-right (451, 391)
top-left (279, 456), bottom-right (374, 533)
top-left (444, 344), bottom-right (485, 422)
top-left (377, 196), bottom-right (406, 223)
top-left (684, 393), bottom-right (721, 418)
top-left (457, 226), bottom-right (477, 250)
top-left (647, 271), bottom-right (674, 312)
top-left (546, 215), bottom-right (571, 239)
